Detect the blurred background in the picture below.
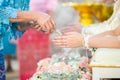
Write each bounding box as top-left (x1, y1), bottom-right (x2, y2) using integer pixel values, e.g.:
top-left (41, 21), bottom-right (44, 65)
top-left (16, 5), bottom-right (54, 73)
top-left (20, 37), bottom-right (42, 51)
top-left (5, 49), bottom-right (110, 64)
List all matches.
top-left (5, 0), bottom-right (113, 80)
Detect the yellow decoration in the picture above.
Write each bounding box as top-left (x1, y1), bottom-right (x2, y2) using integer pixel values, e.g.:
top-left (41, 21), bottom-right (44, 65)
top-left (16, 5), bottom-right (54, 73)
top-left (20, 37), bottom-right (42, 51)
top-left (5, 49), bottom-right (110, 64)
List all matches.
top-left (62, 2), bottom-right (113, 26)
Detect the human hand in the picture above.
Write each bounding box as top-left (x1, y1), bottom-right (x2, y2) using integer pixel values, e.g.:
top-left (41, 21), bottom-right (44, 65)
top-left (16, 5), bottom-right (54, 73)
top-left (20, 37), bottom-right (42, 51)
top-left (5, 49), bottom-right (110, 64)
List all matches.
top-left (10, 11), bottom-right (56, 33)
top-left (17, 22), bottom-right (44, 32)
top-left (35, 12), bottom-right (56, 33)
top-left (31, 23), bottom-right (52, 33)
top-left (53, 32), bottom-right (83, 48)
top-left (17, 22), bottom-right (33, 31)
top-left (61, 23), bottom-right (83, 34)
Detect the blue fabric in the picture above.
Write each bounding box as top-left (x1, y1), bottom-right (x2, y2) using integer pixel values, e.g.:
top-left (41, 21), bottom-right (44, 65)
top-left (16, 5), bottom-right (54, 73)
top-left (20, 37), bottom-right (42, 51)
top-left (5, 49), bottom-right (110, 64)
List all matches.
top-left (0, 50), bottom-right (5, 80)
top-left (0, 0), bottom-right (30, 79)
top-left (3, 31), bottom-right (16, 55)
top-left (0, 0), bottom-right (30, 50)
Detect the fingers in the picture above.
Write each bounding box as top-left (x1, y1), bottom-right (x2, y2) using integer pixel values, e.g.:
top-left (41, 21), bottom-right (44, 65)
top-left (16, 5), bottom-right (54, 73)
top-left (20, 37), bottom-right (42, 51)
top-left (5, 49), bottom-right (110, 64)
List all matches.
top-left (34, 25), bottom-right (40, 29)
top-left (35, 12), bottom-right (56, 34)
top-left (45, 18), bottom-right (56, 33)
top-left (32, 25), bottom-right (41, 31)
top-left (65, 32), bottom-right (76, 35)
top-left (31, 20), bottom-right (56, 33)
top-left (44, 18), bottom-right (54, 33)
top-left (50, 18), bottom-right (56, 32)
top-left (53, 36), bottom-right (69, 48)
top-left (39, 18), bottom-right (56, 34)
top-left (53, 39), bottom-right (68, 48)
top-left (37, 26), bottom-right (42, 32)
top-left (61, 27), bottom-right (70, 34)
top-left (32, 24), bottom-right (46, 32)
top-left (52, 32), bottom-right (81, 48)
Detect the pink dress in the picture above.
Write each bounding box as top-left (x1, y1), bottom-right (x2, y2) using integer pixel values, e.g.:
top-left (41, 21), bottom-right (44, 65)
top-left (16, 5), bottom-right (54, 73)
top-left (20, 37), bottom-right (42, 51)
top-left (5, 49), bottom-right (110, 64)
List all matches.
top-left (18, 0), bottom-right (57, 80)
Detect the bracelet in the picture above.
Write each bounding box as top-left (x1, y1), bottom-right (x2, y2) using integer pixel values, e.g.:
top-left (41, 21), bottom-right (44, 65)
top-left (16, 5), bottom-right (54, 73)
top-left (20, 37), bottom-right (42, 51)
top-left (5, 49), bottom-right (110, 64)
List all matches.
top-left (84, 35), bottom-right (91, 49)
top-left (81, 27), bottom-right (86, 35)
top-left (82, 34), bottom-right (85, 47)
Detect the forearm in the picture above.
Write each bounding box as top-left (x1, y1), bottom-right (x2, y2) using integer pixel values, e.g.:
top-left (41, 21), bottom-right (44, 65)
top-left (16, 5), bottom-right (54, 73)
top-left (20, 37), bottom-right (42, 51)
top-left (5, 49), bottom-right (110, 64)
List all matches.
top-left (89, 36), bottom-right (120, 48)
top-left (93, 30), bottom-right (115, 37)
top-left (87, 26), bottom-right (120, 48)
top-left (93, 26), bottom-right (120, 38)
top-left (9, 11), bottom-right (41, 23)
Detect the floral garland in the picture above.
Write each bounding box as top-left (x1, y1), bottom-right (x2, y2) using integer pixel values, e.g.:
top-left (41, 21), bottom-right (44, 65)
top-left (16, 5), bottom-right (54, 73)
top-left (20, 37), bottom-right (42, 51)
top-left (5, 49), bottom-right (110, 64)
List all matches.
top-left (29, 52), bottom-right (92, 80)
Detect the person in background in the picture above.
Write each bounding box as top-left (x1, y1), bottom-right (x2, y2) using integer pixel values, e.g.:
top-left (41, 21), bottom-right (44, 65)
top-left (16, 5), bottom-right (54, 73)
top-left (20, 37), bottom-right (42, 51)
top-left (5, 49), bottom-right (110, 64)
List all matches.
top-left (0, 0), bottom-right (56, 79)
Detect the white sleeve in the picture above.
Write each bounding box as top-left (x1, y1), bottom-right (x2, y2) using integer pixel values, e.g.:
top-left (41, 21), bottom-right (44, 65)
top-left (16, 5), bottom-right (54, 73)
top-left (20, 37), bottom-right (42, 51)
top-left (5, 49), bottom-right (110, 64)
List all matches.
top-left (83, 22), bottom-right (109, 35)
top-left (82, 0), bottom-right (120, 35)
top-left (83, 11), bottom-right (120, 35)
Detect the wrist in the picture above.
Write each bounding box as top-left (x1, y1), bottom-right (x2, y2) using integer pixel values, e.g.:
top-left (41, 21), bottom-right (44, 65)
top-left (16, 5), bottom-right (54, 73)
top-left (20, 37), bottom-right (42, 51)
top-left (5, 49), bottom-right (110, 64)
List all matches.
top-left (83, 34), bottom-right (91, 49)
top-left (17, 11), bottom-right (38, 22)
top-left (81, 27), bottom-right (86, 35)
top-left (34, 12), bottom-right (51, 23)
top-left (81, 35), bottom-right (85, 47)
top-left (30, 12), bottom-right (41, 22)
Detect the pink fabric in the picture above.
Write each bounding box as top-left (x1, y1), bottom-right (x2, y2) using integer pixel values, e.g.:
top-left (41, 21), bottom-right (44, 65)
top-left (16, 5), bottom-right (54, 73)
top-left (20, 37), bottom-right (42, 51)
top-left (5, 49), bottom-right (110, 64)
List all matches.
top-left (30, 0), bottom-right (57, 12)
top-left (18, 1), bottom-right (57, 79)
top-left (17, 29), bottom-right (50, 80)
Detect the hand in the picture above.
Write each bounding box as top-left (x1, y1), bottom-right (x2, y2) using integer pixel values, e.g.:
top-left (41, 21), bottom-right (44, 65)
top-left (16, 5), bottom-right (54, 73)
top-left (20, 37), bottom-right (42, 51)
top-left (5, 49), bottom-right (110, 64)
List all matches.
top-left (31, 23), bottom-right (51, 33)
top-left (10, 11), bottom-right (56, 33)
top-left (61, 23), bottom-right (83, 34)
top-left (35, 12), bottom-right (56, 33)
top-left (17, 22), bottom-right (44, 32)
top-left (53, 32), bottom-right (83, 48)
top-left (31, 24), bottom-right (42, 32)
top-left (17, 22), bottom-right (32, 31)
